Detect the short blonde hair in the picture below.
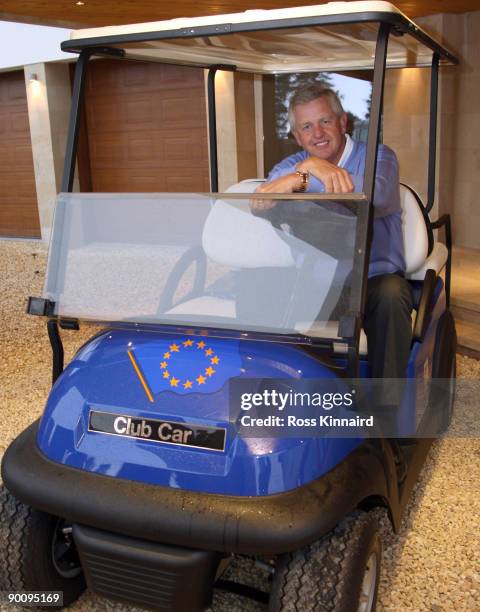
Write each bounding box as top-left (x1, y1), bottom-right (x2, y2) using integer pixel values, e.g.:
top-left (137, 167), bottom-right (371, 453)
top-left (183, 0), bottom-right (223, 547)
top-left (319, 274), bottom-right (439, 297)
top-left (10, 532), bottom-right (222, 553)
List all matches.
top-left (288, 85), bottom-right (344, 131)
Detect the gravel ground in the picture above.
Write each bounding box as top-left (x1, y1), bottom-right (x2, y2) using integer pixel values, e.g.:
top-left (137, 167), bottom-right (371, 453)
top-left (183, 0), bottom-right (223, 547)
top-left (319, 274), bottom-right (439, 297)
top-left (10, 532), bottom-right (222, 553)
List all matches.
top-left (0, 239), bottom-right (479, 611)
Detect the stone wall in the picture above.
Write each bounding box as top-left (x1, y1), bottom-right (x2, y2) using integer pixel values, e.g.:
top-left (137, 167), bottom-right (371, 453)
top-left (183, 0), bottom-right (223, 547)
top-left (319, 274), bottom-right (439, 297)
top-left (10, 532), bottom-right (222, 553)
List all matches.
top-left (24, 61), bottom-right (74, 242)
top-left (384, 11), bottom-right (480, 248)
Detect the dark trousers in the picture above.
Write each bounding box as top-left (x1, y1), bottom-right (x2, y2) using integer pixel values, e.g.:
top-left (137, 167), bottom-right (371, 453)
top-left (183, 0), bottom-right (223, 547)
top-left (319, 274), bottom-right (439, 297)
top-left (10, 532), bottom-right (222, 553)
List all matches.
top-left (363, 273), bottom-right (413, 379)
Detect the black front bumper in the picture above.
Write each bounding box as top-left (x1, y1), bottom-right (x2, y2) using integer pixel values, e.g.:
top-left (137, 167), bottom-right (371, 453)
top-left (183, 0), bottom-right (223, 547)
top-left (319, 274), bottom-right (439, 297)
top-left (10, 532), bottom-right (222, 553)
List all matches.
top-left (2, 421), bottom-right (389, 555)
top-left (73, 524), bottom-right (219, 611)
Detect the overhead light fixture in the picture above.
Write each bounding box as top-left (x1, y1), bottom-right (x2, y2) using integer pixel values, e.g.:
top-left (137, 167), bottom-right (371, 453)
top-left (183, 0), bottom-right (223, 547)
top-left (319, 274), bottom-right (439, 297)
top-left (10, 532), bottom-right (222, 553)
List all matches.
top-left (76, 1), bottom-right (85, 5)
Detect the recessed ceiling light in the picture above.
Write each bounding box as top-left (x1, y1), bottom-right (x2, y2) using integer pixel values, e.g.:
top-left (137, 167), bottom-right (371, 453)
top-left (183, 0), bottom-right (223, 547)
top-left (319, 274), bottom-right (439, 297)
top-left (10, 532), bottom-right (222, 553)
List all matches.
top-left (76, 1), bottom-right (85, 5)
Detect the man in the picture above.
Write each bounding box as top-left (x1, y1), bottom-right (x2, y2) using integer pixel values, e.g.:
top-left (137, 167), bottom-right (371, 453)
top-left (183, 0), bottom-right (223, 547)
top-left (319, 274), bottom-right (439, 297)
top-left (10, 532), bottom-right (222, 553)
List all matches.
top-left (256, 84), bottom-right (413, 381)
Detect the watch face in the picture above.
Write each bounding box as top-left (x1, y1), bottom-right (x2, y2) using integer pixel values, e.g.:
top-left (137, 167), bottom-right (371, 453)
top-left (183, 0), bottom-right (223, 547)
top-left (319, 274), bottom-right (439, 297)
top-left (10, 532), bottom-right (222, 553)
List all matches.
top-left (296, 171), bottom-right (308, 191)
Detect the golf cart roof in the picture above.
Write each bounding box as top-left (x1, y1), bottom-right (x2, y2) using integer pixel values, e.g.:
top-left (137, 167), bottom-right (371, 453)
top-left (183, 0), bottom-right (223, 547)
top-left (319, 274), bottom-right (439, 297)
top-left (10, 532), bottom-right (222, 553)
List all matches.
top-left (63, 1), bottom-right (457, 72)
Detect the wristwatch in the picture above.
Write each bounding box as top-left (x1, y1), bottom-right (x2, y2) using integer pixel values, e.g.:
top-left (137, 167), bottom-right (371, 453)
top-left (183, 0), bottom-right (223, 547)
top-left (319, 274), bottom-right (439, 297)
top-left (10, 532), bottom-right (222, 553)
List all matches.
top-left (295, 169), bottom-right (309, 192)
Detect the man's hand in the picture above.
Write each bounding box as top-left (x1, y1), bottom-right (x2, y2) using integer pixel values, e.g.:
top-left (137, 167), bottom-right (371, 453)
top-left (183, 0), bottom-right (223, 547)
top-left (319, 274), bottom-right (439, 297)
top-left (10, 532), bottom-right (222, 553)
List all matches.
top-left (256, 173), bottom-right (300, 194)
top-left (251, 173), bottom-right (300, 212)
top-left (297, 157), bottom-right (354, 194)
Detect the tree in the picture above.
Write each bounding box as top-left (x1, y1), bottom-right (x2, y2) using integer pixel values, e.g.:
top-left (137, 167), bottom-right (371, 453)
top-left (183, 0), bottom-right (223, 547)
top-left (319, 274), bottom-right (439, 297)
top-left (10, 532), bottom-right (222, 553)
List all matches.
top-left (364, 87), bottom-right (372, 119)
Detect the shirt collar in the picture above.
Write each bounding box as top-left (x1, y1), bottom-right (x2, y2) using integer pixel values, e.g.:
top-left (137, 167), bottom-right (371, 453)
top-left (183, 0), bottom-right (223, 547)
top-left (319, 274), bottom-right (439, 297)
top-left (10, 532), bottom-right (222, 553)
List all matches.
top-left (337, 133), bottom-right (354, 168)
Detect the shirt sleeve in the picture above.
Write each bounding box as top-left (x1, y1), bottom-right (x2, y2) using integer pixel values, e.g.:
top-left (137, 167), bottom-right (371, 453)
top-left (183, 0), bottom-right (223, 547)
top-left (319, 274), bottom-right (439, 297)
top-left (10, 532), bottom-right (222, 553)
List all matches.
top-left (266, 151), bottom-right (308, 183)
top-left (370, 145), bottom-right (401, 218)
top-left (266, 160), bottom-right (294, 182)
top-left (266, 164), bottom-right (288, 182)
top-left (265, 145), bottom-right (400, 218)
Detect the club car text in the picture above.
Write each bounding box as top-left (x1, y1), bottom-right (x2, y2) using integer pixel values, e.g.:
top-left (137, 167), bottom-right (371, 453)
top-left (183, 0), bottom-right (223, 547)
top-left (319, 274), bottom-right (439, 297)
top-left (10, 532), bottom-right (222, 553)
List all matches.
top-left (88, 410), bottom-right (226, 451)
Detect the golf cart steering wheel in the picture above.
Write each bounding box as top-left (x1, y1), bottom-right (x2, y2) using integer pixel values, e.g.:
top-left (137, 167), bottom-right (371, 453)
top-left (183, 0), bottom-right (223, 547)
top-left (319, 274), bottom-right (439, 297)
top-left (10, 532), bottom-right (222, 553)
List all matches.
top-left (157, 245), bottom-right (207, 314)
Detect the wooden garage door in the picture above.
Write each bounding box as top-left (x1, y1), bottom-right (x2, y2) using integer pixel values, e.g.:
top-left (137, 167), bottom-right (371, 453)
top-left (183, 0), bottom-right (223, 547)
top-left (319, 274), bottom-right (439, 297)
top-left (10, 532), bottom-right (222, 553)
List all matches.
top-left (82, 59), bottom-right (210, 192)
top-left (0, 71), bottom-right (40, 238)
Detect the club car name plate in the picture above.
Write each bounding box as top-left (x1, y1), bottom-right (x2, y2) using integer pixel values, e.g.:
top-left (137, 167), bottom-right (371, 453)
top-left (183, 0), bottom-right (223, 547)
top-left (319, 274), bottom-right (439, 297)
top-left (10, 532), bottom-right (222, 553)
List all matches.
top-left (88, 410), bottom-right (226, 451)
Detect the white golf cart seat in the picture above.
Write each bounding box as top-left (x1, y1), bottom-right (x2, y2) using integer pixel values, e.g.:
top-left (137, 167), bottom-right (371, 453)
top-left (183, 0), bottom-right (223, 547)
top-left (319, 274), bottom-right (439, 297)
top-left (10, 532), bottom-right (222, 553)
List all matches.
top-left (401, 183), bottom-right (448, 281)
top-left (222, 179), bottom-right (448, 281)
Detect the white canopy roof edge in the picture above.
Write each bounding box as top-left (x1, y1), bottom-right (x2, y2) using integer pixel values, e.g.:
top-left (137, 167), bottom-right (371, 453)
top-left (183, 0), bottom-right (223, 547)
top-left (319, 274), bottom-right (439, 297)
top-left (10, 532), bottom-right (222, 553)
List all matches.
top-left (64, 2), bottom-right (456, 72)
top-left (69, 2), bottom-right (405, 41)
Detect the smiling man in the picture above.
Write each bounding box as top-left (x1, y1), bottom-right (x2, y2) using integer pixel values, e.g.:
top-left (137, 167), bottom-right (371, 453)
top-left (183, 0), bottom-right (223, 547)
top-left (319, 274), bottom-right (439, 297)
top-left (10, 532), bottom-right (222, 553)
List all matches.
top-left (257, 84), bottom-right (413, 382)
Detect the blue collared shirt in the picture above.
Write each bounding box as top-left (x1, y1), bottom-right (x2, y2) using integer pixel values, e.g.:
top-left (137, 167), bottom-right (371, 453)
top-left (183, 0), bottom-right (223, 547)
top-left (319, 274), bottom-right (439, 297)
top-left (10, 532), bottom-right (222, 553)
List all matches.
top-left (266, 140), bottom-right (406, 277)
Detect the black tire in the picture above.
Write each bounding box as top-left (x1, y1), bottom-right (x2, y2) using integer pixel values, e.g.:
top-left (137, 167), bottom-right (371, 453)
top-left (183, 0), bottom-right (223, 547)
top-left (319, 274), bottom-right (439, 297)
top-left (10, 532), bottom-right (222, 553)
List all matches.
top-left (441, 357), bottom-right (456, 431)
top-left (431, 309), bottom-right (457, 432)
top-left (269, 511), bottom-right (381, 612)
top-left (0, 485), bottom-right (86, 606)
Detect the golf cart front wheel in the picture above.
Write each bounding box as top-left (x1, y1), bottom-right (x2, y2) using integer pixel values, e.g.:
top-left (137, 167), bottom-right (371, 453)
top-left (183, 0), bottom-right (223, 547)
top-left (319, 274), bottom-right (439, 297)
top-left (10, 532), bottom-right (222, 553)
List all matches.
top-left (0, 485), bottom-right (85, 605)
top-left (269, 510), bottom-right (381, 612)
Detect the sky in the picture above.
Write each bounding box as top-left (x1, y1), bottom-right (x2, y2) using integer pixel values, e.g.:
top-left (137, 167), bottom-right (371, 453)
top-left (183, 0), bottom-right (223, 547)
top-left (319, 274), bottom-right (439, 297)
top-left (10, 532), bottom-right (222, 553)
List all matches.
top-left (0, 21), bottom-right (72, 70)
top-left (330, 73), bottom-right (372, 120)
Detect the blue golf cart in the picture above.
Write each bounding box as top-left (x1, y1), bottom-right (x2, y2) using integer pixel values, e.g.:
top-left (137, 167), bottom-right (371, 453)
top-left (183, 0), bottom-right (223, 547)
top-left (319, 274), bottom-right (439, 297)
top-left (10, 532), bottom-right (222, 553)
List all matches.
top-left (0, 2), bottom-right (457, 610)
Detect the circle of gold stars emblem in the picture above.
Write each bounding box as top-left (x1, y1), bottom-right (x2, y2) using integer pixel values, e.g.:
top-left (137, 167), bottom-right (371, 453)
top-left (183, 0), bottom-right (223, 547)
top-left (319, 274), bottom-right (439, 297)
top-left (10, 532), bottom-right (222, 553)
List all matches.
top-left (160, 339), bottom-right (220, 389)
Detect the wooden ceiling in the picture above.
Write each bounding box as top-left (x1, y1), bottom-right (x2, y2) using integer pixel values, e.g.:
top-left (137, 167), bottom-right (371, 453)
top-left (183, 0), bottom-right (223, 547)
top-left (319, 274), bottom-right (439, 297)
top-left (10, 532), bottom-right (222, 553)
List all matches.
top-left (1, 0), bottom-right (480, 29)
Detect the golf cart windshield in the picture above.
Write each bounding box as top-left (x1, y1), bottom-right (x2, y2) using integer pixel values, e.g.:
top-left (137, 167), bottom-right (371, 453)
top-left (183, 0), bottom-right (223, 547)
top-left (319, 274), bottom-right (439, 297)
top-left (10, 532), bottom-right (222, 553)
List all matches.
top-left (44, 192), bottom-right (364, 342)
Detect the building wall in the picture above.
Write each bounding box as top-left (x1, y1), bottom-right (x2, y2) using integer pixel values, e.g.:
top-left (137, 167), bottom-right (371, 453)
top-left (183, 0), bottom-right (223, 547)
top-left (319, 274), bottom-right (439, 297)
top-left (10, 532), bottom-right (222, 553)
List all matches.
top-left (21, 60), bottom-right (256, 238)
top-left (384, 11), bottom-right (480, 249)
top-left (234, 72), bottom-right (258, 182)
top-left (43, 63), bottom-right (73, 194)
top-left (213, 70), bottom-right (258, 191)
top-left (213, 70), bottom-right (237, 191)
top-left (24, 62), bottom-right (73, 241)
top-left (0, 70), bottom-right (39, 238)
top-left (383, 68), bottom-right (431, 206)
top-left (80, 59), bottom-right (209, 193)
top-left (434, 11), bottom-right (480, 249)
